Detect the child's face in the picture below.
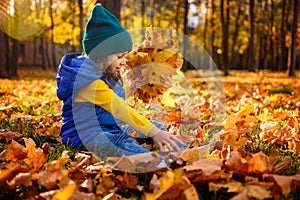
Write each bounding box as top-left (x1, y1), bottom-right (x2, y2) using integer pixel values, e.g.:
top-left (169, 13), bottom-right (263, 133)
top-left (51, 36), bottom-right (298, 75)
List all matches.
top-left (107, 52), bottom-right (127, 73)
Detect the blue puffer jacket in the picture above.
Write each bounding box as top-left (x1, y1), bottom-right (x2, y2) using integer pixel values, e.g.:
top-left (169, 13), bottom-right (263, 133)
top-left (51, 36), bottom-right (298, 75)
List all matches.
top-left (56, 52), bottom-right (125, 148)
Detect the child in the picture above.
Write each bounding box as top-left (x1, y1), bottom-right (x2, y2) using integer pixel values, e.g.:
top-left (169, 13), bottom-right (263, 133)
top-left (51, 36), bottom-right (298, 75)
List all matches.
top-left (56, 4), bottom-right (185, 159)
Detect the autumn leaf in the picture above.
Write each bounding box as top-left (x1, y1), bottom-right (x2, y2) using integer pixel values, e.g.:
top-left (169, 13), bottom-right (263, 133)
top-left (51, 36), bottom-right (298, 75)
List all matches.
top-left (144, 170), bottom-right (175, 200)
top-left (7, 172), bottom-right (32, 188)
top-left (115, 172), bottom-right (140, 190)
top-left (52, 179), bottom-right (77, 200)
top-left (209, 180), bottom-right (243, 193)
top-left (107, 152), bottom-right (162, 173)
top-left (2, 140), bottom-right (28, 161)
top-left (0, 162), bottom-right (29, 184)
top-left (263, 174), bottom-right (300, 195)
top-left (38, 169), bottom-right (69, 190)
top-left (24, 138), bottom-right (48, 172)
top-left (0, 131), bottom-right (21, 142)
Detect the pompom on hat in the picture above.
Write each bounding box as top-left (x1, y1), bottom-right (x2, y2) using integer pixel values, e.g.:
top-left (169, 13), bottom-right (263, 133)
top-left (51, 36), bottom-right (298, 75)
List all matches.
top-left (82, 5), bottom-right (133, 57)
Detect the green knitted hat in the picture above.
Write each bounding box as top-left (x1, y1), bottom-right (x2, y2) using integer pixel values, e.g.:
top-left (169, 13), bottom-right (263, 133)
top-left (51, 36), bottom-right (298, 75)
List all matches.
top-left (82, 5), bottom-right (133, 57)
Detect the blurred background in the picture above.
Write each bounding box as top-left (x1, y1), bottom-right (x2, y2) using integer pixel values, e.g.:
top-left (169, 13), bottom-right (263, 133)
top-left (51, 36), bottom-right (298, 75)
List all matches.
top-left (0, 0), bottom-right (299, 78)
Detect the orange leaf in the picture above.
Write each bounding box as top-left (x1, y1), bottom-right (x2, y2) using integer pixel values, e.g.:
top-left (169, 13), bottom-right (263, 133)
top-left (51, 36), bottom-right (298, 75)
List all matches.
top-left (4, 140), bottom-right (28, 161)
top-left (247, 152), bottom-right (273, 174)
top-left (24, 138), bottom-right (48, 172)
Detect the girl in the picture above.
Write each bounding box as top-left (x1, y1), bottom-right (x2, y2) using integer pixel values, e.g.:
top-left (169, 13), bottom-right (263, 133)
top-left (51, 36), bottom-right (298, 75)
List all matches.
top-left (56, 5), bottom-right (184, 159)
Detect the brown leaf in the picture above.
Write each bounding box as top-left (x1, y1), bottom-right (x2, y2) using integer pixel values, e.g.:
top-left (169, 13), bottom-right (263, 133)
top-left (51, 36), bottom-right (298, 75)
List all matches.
top-left (0, 163), bottom-right (29, 184)
top-left (247, 152), bottom-right (272, 174)
top-left (263, 174), bottom-right (294, 195)
top-left (107, 152), bottom-right (161, 173)
top-left (116, 172), bottom-right (139, 190)
top-left (244, 183), bottom-right (272, 199)
top-left (79, 177), bottom-right (94, 193)
top-left (225, 151), bottom-right (248, 176)
top-left (209, 180), bottom-right (243, 193)
top-left (0, 131), bottom-right (21, 142)
top-left (70, 191), bottom-right (97, 200)
top-left (182, 184), bottom-right (199, 200)
top-left (38, 169), bottom-right (69, 190)
top-left (3, 140), bottom-right (28, 161)
top-left (230, 190), bottom-right (249, 200)
top-left (184, 159), bottom-right (223, 175)
top-left (183, 159), bottom-right (225, 183)
top-left (273, 156), bottom-right (292, 174)
top-left (7, 172), bottom-right (32, 188)
top-left (24, 138), bottom-right (48, 172)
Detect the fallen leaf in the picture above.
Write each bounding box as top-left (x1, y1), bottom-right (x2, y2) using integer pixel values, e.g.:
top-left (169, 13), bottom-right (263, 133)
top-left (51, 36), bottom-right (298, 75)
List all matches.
top-left (24, 138), bottom-right (48, 172)
top-left (38, 169), bottom-right (69, 190)
top-left (209, 180), bottom-right (243, 193)
top-left (247, 152), bottom-right (273, 174)
top-left (144, 170), bottom-right (175, 200)
top-left (52, 180), bottom-right (76, 200)
top-left (3, 140), bottom-right (28, 161)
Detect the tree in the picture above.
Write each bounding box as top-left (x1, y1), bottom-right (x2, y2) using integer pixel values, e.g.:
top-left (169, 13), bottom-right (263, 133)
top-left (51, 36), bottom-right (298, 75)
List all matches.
top-left (279, 0), bottom-right (287, 71)
top-left (231, 0), bottom-right (242, 68)
top-left (182, 0), bottom-right (189, 72)
top-left (247, 0), bottom-right (255, 72)
top-left (49, 0), bottom-right (57, 69)
top-left (0, 30), bottom-right (9, 78)
top-left (220, 0), bottom-right (230, 75)
top-left (96, 0), bottom-right (121, 20)
top-left (288, 0), bottom-right (299, 77)
top-left (209, 0), bottom-right (215, 69)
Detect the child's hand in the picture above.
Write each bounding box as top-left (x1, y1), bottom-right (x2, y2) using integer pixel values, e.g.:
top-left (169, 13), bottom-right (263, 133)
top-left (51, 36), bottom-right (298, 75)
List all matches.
top-left (148, 127), bottom-right (185, 152)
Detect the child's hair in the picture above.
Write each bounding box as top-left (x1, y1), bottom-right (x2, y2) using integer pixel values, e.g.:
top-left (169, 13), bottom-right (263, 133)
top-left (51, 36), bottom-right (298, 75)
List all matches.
top-left (103, 67), bottom-right (122, 89)
top-left (92, 55), bottom-right (122, 89)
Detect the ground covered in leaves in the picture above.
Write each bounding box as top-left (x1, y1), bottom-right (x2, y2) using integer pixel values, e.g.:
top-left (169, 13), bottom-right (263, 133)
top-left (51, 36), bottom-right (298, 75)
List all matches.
top-left (0, 70), bottom-right (300, 200)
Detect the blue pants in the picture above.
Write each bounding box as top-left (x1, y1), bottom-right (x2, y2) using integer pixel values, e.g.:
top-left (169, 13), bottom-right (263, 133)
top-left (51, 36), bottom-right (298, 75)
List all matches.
top-left (80, 120), bottom-right (166, 159)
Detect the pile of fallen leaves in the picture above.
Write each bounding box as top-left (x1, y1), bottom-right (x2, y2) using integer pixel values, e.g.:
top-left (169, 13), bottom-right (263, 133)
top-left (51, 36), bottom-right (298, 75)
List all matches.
top-left (0, 71), bottom-right (300, 199)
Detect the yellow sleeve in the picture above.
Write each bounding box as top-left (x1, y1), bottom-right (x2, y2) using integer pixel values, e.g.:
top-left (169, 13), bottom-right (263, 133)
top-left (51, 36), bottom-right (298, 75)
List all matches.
top-left (74, 79), bottom-right (155, 136)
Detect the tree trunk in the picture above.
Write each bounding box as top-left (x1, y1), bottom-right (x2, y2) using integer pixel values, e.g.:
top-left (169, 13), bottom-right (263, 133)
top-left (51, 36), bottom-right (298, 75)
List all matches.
top-left (220, 0), bottom-right (230, 75)
top-left (7, 37), bottom-right (18, 78)
top-left (269, 0), bottom-right (275, 70)
top-left (0, 30), bottom-right (9, 78)
top-left (49, 0), bottom-right (57, 69)
top-left (279, 0), bottom-right (286, 71)
top-left (247, 0), bottom-right (255, 72)
top-left (202, 0), bottom-right (209, 50)
top-left (209, 0), bottom-right (215, 69)
top-left (231, 0), bottom-right (242, 69)
top-left (45, 39), bottom-right (51, 69)
top-left (96, 0), bottom-right (121, 21)
top-left (78, 0), bottom-right (84, 47)
top-left (40, 34), bottom-right (46, 70)
top-left (288, 0), bottom-right (299, 77)
top-left (182, 0), bottom-right (189, 72)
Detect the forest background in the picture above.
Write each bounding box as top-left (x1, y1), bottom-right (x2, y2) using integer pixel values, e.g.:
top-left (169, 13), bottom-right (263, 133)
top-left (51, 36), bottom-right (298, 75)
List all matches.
top-left (0, 0), bottom-right (299, 78)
